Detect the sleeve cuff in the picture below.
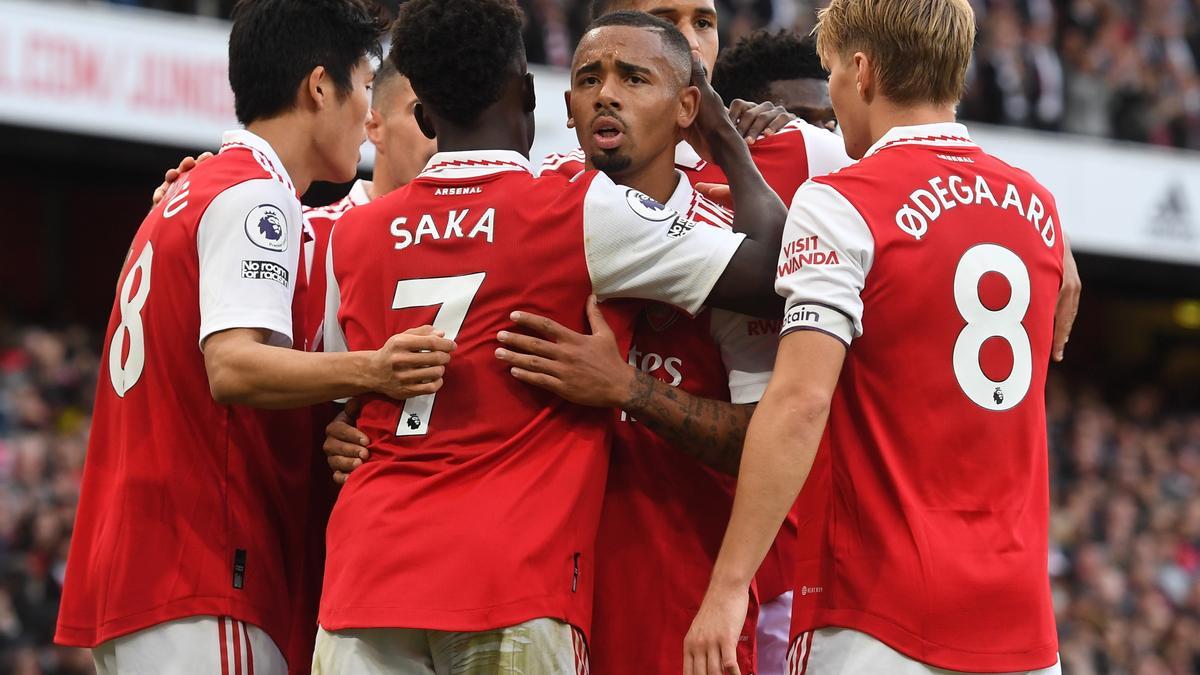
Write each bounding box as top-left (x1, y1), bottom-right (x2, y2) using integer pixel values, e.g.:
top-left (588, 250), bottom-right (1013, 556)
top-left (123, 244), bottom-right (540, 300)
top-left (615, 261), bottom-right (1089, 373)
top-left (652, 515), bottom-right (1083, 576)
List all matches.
top-left (199, 313), bottom-right (293, 351)
top-left (780, 302), bottom-right (853, 347)
top-left (681, 230), bottom-right (747, 316)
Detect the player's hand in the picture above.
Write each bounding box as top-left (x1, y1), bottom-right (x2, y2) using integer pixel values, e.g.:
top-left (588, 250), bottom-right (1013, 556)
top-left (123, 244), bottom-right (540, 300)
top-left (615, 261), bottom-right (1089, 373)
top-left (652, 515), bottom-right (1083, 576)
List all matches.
top-left (694, 183), bottom-right (733, 210)
top-left (682, 51), bottom-right (737, 163)
top-left (324, 399), bottom-right (368, 485)
top-left (1053, 240), bottom-right (1081, 362)
top-left (151, 152), bottom-right (213, 207)
top-left (495, 296), bottom-right (634, 408)
top-left (368, 325), bottom-right (456, 401)
top-left (727, 99), bottom-right (795, 144)
top-left (684, 585), bottom-right (748, 675)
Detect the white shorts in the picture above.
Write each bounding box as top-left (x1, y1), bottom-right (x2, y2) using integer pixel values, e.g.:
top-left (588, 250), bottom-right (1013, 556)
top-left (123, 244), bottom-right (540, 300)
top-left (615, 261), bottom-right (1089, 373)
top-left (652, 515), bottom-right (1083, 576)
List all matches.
top-left (788, 627), bottom-right (1061, 675)
top-left (312, 617), bottom-right (588, 675)
top-left (92, 615), bottom-right (286, 675)
top-left (756, 591), bottom-right (793, 675)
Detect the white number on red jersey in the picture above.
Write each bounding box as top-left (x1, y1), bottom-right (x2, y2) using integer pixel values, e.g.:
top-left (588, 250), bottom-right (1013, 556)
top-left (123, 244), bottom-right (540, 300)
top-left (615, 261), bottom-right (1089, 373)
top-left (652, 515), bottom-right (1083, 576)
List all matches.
top-left (109, 242), bottom-right (154, 397)
top-left (390, 272), bottom-right (486, 436)
top-left (952, 244), bottom-right (1033, 411)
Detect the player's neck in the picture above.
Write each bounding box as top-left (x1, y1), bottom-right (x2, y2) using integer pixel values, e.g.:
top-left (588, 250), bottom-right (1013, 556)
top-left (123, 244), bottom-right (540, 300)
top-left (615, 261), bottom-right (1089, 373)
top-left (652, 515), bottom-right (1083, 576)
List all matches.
top-left (603, 152), bottom-right (679, 204)
top-left (433, 117), bottom-right (530, 159)
top-left (245, 118), bottom-right (317, 196)
top-left (866, 101), bottom-right (958, 148)
top-left (371, 161), bottom-right (398, 198)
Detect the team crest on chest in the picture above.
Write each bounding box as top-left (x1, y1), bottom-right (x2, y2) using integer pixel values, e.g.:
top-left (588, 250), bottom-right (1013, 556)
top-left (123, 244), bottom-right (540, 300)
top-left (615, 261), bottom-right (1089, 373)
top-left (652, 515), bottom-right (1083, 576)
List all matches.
top-left (245, 204), bottom-right (288, 252)
top-left (644, 304), bottom-right (682, 332)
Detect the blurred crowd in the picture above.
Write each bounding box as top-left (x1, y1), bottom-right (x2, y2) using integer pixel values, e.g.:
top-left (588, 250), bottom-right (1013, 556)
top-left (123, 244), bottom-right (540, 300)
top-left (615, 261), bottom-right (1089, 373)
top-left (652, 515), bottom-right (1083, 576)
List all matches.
top-left (0, 332), bottom-right (1197, 673)
top-left (83, 0), bottom-right (1200, 149)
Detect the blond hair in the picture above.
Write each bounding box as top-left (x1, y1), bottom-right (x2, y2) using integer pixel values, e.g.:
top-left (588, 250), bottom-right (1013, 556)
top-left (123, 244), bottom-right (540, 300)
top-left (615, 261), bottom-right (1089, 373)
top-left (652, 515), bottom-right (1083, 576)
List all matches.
top-left (815, 0), bottom-right (976, 106)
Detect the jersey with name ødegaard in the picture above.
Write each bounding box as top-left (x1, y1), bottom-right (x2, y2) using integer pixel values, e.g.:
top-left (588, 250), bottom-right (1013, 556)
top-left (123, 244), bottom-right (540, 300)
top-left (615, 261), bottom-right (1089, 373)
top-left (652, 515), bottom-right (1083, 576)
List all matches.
top-left (56, 133), bottom-right (312, 658)
top-left (319, 150), bottom-right (745, 636)
top-left (777, 126), bottom-right (1063, 672)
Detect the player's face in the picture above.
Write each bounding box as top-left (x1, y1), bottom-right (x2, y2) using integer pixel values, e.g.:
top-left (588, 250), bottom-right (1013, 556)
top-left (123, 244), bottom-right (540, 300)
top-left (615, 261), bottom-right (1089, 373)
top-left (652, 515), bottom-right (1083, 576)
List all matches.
top-left (318, 57), bottom-right (373, 183)
top-left (568, 27), bottom-right (692, 178)
top-left (374, 75), bottom-right (437, 187)
top-left (765, 78), bottom-right (837, 131)
top-left (824, 48), bottom-right (869, 159)
top-left (623, 0), bottom-right (719, 76)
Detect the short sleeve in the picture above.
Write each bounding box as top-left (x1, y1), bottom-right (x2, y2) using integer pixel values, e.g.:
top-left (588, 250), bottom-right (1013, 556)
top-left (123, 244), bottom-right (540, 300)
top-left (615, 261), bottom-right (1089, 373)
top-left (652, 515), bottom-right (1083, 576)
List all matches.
top-left (583, 172), bottom-right (745, 316)
top-left (800, 123), bottom-right (854, 179)
top-left (775, 181), bottom-right (875, 346)
top-left (709, 309), bottom-right (778, 404)
top-left (197, 178), bottom-right (301, 349)
top-left (323, 226), bottom-right (349, 355)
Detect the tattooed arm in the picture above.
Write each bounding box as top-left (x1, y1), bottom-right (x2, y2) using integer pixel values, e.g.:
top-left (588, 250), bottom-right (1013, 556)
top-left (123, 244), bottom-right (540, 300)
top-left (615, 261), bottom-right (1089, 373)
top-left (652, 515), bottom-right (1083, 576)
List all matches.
top-left (494, 297), bottom-right (753, 476)
top-left (620, 371), bottom-right (754, 476)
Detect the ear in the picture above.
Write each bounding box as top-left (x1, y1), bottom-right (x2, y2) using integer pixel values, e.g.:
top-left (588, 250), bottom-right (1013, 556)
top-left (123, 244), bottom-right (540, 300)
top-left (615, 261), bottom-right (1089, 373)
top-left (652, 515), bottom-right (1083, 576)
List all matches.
top-left (564, 90), bottom-right (576, 129)
top-left (414, 101), bottom-right (436, 140)
top-left (853, 52), bottom-right (874, 104)
top-left (676, 84), bottom-right (701, 131)
top-left (523, 72), bottom-right (537, 114)
top-left (366, 108), bottom-right (385, 153)
top-left (306, 66), bottom-right (330, 111)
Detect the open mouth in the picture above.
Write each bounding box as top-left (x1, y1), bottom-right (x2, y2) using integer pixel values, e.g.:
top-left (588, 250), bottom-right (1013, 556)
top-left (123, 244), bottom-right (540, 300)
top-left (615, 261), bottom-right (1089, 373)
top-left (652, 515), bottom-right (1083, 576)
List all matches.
top-left (591, 116), bottom-right (626, 151)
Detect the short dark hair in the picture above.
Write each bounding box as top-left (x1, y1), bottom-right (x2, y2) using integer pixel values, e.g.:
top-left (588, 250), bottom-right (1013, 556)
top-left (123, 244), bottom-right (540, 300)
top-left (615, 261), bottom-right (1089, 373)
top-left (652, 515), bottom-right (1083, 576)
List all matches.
top-left (590, 0), bottom-right (631, 20)
top-left (390, 0), bottom-right (525, 127)
top-left (584, 10), bottom-right (693, 80)
top-left (372, 58), bottom-right (404, 112)
top-left (229, 0), bottom-right (385, 125)
top-left (712, 31), bottom-right (827, 106)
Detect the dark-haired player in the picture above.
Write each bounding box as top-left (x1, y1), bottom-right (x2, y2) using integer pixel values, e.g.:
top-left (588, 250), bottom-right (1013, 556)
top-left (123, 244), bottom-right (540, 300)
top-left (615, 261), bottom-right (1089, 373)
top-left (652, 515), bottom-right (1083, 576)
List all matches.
top-left (713, 31), bottom-right (837, 131)
top-left (54, 2), bottom-right (453, 673)
top-left (312, 0), bottom-right (787, 671)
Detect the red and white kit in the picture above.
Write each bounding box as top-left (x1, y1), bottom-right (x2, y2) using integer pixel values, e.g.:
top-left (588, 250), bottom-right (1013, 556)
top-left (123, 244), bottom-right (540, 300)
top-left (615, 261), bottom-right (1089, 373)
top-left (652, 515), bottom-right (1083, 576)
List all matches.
top-left (586, 175), bottom-right (777, 675)
top-left (302, 179), bottom-right (372, 351)
top-left (320, 150), bottom-right (746, 645)
top-left (777, 123), bottom-right (1064, 674)
top-left (542, 119), bottom-right (851, 674)
top-left (56, 130), bottom-right (313, 673)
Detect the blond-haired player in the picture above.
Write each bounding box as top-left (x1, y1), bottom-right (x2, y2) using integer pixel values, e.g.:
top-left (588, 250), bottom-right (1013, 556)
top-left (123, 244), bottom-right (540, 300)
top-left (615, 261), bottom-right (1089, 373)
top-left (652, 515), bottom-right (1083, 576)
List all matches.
top-left (684, 0), bottom-right (1066, 673)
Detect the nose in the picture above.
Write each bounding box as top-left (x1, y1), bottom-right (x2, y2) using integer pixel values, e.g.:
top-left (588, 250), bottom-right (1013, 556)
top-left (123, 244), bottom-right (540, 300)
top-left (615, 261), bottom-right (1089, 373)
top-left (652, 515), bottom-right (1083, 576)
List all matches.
top-left (677, 23), bottom-right (702, 53)
top-left (594, 76), bottom-right (622, 111)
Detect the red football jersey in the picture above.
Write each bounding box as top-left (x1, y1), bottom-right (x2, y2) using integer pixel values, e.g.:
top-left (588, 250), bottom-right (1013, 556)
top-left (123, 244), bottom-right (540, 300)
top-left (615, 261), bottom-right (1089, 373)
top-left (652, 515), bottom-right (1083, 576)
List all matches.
top-left (776, 123), bottom-right (1064, 671)
top-left (586, 178), bottom-right (777, 675)
top-left (56, 131), bottom-right (312, 659)
top-left (302, 179), bottom-right (372, 351)
top-left (320, 150), bottom-right (747, 636)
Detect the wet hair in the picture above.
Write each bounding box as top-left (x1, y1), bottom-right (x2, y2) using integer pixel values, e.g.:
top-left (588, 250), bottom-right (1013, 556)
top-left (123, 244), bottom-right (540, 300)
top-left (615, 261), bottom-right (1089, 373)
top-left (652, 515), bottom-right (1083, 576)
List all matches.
top-left (229, 0), bottom-right (385, 125)
top-left (389, 0), bottom-right (526, 126)
top-left (712, 31), bottom-right (826, 106)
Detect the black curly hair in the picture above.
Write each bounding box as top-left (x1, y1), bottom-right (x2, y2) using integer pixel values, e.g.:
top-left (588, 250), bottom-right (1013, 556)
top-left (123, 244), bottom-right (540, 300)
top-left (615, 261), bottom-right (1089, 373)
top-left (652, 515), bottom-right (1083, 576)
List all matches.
top-left (390, 0), bottom-right (526, 127)
top-left (229, 0), bottom-right (385, 125)
top-left (590, 0), bottom-right (632, 20)
top-left (712, 31), bottom-right (827, 107)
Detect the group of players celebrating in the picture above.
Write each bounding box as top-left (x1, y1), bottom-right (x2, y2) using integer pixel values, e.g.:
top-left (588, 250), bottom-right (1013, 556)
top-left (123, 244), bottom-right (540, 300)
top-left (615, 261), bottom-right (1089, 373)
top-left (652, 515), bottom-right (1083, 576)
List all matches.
top-left (52, 0), bottom-right (1084, 674)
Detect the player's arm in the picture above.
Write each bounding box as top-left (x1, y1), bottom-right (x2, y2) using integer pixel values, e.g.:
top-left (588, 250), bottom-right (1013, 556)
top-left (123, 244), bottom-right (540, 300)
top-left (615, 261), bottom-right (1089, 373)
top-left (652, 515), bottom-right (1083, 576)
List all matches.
top-left (493, 297), bottom-right (753, 476)
top-left (203, 326), bottom-right (451, 409)
top-left (691, 56), bottom-right (789, 319)
top-left (684, 331), bottom-right (845, 675)
top-left (1054, 235), bottom-right (1081, 361)
top-left (198, 181), bottom-right (454, 409)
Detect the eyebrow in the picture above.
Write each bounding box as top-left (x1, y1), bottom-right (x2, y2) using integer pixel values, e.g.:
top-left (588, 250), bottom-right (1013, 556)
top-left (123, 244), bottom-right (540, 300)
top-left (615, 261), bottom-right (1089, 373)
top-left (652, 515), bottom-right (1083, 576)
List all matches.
top-left (646, 5), bottom-right (718, 18)
top-left (574, 59), bottom-right (655, 78)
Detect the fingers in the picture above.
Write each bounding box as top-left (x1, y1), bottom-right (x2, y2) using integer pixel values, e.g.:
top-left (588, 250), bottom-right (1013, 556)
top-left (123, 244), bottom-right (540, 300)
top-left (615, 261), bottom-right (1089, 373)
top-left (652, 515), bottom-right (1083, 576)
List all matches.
top-left (327, 454), bottom-right (362, 474)
top-left (496, 330), bottom-right (561, 359)
top-left (586, 296), bottom-right (613, 337)
top-left (732, 101), bottom-right (773, 139)
top-left (744, 104), bottom-right (792, 143)
top-left (398, 379), bottom-right (444, 397)
top-left (402, 324), bottom-right (443, 337)
top-left (387, 332), bottom-right (457, 355)
top-left (694, 182), bottom-right (733, 209)
top-left (325, 414), bottom-right (369, 450)
top-left (494, 347), bottom-right (564, 379)
top-left (765, 111), bottom-right (793, 135)
top-left (707, 645), bottom-right (723, 675)
top-left (509, 311), bottom-right (572, 341)
top-left (721, 644), bottom-right (741, 675)
top-left (690, 51), bottom-right (707, 85)
top-left (392, 365), bottom-right (446, 384)
top-left (197, 151), bottom-right (214, 163)
top-left (344, 396), bottom-right (363, 420)
top-left (726, 99), bottom-right (752, 123)
top-left (506, 366), bottom-right (567, 395)
top-left (333, 471), bottom-right (349, 485)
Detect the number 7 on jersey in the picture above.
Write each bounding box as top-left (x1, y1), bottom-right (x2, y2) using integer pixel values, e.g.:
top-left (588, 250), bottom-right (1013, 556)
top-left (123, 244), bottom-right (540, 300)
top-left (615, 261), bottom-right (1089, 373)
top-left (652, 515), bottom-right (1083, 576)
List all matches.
top-left (391, 272), bottom-right (485, 436)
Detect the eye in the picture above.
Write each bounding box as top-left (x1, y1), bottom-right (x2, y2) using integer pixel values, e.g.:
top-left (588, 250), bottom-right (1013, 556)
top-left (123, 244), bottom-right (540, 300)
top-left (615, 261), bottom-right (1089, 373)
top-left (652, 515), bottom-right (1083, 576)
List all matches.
top-left (696, 17), bottom-right (714, 29)
top-left (628, 75), bottom-right (647, 85)
top-left (580, 75), bottom-right (600, 86)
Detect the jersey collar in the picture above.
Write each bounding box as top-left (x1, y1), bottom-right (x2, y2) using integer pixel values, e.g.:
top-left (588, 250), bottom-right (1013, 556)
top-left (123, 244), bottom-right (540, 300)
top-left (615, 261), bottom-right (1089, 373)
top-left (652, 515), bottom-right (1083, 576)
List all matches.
top-left (864, 122), bottom-right (976, 157)
top-left (674, 141), bottom-right (708, 172)
top-left (662, 170), bottom-right (696, 214)
top-left (418, 150), bottom-right (533, 180)
top-left (219, 129), bottom-right (297, 195)
top-left (346, 179), bottom-right (373, 206)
